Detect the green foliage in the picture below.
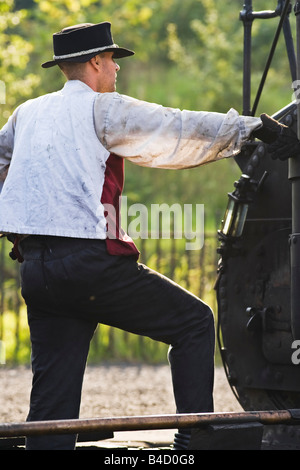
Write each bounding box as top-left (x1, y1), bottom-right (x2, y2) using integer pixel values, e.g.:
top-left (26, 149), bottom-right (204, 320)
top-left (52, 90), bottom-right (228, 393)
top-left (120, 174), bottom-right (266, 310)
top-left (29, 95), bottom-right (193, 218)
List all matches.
top-left (0, 0), bottom-right (40, 122)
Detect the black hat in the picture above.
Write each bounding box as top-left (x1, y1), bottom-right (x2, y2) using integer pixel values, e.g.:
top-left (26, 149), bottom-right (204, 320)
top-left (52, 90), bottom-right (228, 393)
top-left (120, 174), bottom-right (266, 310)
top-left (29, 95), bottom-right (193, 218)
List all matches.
top-left (42, 22), bottom-right (134, 68)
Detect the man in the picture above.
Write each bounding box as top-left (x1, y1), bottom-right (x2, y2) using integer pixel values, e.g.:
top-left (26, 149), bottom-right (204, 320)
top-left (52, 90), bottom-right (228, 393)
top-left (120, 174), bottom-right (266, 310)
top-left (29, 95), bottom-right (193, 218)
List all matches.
top-left (0, 22), bottom-right (298, 450)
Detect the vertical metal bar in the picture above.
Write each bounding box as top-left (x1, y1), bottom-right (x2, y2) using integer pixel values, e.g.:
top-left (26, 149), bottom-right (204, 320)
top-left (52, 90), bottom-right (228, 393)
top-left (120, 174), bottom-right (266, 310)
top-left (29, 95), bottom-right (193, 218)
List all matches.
top-left (294, 2), bottom-right (300, 139)
top-left (240, 0), bottom-right (253, 115)
top-left (289, 1), bottom-right (300, 340)
top-left (282, 14), bottom-right (297, 82)
top-left (296, 2), bottom-right (300, 139)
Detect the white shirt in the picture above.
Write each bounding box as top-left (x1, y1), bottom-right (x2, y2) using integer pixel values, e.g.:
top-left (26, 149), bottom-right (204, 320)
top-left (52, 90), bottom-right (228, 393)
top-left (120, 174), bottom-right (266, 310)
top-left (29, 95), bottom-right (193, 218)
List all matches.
top-left (0, 80), bottom-right (261, 239)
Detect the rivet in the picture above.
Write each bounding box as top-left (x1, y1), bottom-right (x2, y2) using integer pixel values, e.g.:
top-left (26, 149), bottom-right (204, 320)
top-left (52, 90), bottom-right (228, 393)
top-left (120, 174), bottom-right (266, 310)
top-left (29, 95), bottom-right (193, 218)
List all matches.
top-left (251, 154), bottom-right (259, 167)
top-left (246, 164), bottom-right (254, 176)
top-left (257, 145), bottom-right (265, 156)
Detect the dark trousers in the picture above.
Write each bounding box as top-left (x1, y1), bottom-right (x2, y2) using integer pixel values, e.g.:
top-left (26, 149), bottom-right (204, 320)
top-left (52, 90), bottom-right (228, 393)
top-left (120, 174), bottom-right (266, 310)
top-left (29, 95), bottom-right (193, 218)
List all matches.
top-left (20, 236), bottom-right (215, 450)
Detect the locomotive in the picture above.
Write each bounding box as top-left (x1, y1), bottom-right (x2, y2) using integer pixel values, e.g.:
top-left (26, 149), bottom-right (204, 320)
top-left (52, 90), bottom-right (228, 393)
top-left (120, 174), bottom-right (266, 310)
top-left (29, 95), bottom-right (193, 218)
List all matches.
top-left (215, 0), bottom-right (300, 449)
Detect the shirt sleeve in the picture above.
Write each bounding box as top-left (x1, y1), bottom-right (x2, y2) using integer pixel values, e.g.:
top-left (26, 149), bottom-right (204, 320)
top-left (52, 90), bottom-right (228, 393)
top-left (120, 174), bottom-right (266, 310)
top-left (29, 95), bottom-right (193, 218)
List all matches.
top-left (94, 92), bottom-right (262, 169)
top-left (0, 109), bottom-right (18, 181)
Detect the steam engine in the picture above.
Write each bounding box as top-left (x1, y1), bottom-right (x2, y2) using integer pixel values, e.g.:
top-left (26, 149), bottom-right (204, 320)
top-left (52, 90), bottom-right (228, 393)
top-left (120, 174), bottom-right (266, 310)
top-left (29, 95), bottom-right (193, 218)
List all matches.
top-left (216, 102), bottom-right (300, 449)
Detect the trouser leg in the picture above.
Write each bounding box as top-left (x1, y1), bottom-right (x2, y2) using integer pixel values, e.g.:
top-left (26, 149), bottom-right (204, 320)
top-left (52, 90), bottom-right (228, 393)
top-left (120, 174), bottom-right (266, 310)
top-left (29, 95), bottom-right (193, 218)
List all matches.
top-left (87, 261), bottom-right (215, 450)
top-left (25, 312), bottom-right (97, 450)
top-left (20, 236), bottom-right (215, 449)
top-left (74, 257), bottom-right (215, 416)
top-left (168, 310), bottom-right (215, 414)
top-left (168, 311), bottom-right (214, 449)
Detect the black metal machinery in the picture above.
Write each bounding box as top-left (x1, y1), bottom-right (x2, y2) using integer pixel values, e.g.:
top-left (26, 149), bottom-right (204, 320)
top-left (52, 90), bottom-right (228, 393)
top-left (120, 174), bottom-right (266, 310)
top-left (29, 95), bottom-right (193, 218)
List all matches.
top-left (216, 0), bottom-right (300, 449)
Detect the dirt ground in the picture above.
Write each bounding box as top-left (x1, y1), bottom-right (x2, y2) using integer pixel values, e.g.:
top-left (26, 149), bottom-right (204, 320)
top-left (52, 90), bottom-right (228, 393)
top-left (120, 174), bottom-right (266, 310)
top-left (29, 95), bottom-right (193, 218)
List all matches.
top-left (0, 363), bottom-right (243, 448)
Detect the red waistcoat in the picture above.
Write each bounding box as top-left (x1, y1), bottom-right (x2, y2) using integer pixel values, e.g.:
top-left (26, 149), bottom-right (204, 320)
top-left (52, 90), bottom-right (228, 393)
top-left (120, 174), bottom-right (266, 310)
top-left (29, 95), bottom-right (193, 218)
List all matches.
top-left (101, 153), bottom-right (139, 260)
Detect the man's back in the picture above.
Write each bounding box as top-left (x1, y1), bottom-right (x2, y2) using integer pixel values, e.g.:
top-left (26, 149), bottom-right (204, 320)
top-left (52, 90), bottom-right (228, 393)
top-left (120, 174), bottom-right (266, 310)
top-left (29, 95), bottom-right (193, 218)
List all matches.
top-left (0, 80), bottom-right (109, 239)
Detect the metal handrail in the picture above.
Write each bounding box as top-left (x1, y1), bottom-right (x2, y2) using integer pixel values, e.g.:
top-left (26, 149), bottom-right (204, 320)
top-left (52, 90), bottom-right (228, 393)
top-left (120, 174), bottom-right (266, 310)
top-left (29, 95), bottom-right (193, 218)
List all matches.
top-left (0, 409), bottom-right (298, 438)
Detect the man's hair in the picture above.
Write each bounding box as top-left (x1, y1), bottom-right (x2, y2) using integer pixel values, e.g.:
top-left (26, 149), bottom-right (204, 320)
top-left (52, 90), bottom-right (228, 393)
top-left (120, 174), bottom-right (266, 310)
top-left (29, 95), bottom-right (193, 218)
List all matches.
top-left (58, 61), bottom-right (89, 80)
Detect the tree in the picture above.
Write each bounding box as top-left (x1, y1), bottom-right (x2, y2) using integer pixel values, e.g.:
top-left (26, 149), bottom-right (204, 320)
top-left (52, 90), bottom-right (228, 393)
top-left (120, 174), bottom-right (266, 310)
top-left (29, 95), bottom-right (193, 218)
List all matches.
top-left (0, 0), bottom-right (40, 125)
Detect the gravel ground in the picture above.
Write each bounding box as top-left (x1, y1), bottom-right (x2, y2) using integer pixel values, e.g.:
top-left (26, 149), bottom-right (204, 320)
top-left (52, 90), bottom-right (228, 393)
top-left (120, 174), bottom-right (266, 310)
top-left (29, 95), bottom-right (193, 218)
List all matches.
top-left (0, 364), bottom-right (242, 422)
top-left (0, 363), bottom-right (243, 448)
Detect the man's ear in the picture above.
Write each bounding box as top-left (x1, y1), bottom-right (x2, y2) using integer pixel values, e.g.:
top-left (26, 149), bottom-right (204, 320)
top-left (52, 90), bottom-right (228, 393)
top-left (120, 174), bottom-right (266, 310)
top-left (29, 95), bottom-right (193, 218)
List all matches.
top-left (90, 56), bottom-right (100, 71)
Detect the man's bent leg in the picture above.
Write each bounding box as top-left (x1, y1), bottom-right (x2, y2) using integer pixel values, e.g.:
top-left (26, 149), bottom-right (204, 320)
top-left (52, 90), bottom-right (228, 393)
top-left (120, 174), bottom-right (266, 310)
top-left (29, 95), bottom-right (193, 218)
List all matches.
top-left (82, 261), bottom-right (215, 416)
top-left (26, 311), bottom-right (97, 450)
top-left (89, 263), bottom-right (215, 450)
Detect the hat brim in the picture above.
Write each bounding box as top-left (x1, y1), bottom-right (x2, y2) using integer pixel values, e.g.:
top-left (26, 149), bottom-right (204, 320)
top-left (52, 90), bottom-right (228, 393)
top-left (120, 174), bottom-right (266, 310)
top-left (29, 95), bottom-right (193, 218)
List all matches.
top-left (41, 46), bottom-right (134, 68)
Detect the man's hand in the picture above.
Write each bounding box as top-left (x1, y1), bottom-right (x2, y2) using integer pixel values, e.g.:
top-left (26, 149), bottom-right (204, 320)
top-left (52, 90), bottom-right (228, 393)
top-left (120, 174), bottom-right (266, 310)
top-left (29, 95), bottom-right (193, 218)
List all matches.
top-left (253, 113), bottom-right (300, 160)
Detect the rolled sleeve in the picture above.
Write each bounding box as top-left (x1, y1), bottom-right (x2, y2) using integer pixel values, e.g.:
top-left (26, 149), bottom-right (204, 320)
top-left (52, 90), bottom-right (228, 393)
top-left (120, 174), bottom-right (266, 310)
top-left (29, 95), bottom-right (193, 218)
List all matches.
top-left (94, 92), bottom-right (261, 169)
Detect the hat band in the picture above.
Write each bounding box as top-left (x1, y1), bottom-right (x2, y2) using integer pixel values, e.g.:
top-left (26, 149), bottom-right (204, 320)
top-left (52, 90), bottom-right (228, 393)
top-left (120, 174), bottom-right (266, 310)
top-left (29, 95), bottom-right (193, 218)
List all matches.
top-left (53, 43), bottom-right (118, 60)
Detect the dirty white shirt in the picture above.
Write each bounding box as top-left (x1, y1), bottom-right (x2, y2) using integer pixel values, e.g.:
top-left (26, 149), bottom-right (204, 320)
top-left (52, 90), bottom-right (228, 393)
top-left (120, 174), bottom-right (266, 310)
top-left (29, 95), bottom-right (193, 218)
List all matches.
top-left (0, 80), bottom-right (261, 239)
top-left (94, 93), bottom-right (261, 169)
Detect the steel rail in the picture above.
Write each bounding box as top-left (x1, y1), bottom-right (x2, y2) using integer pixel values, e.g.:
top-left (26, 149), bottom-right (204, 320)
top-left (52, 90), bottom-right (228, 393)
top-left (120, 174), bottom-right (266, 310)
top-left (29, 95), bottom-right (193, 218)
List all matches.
top-left (0, 410), bottom-right (298, 438)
